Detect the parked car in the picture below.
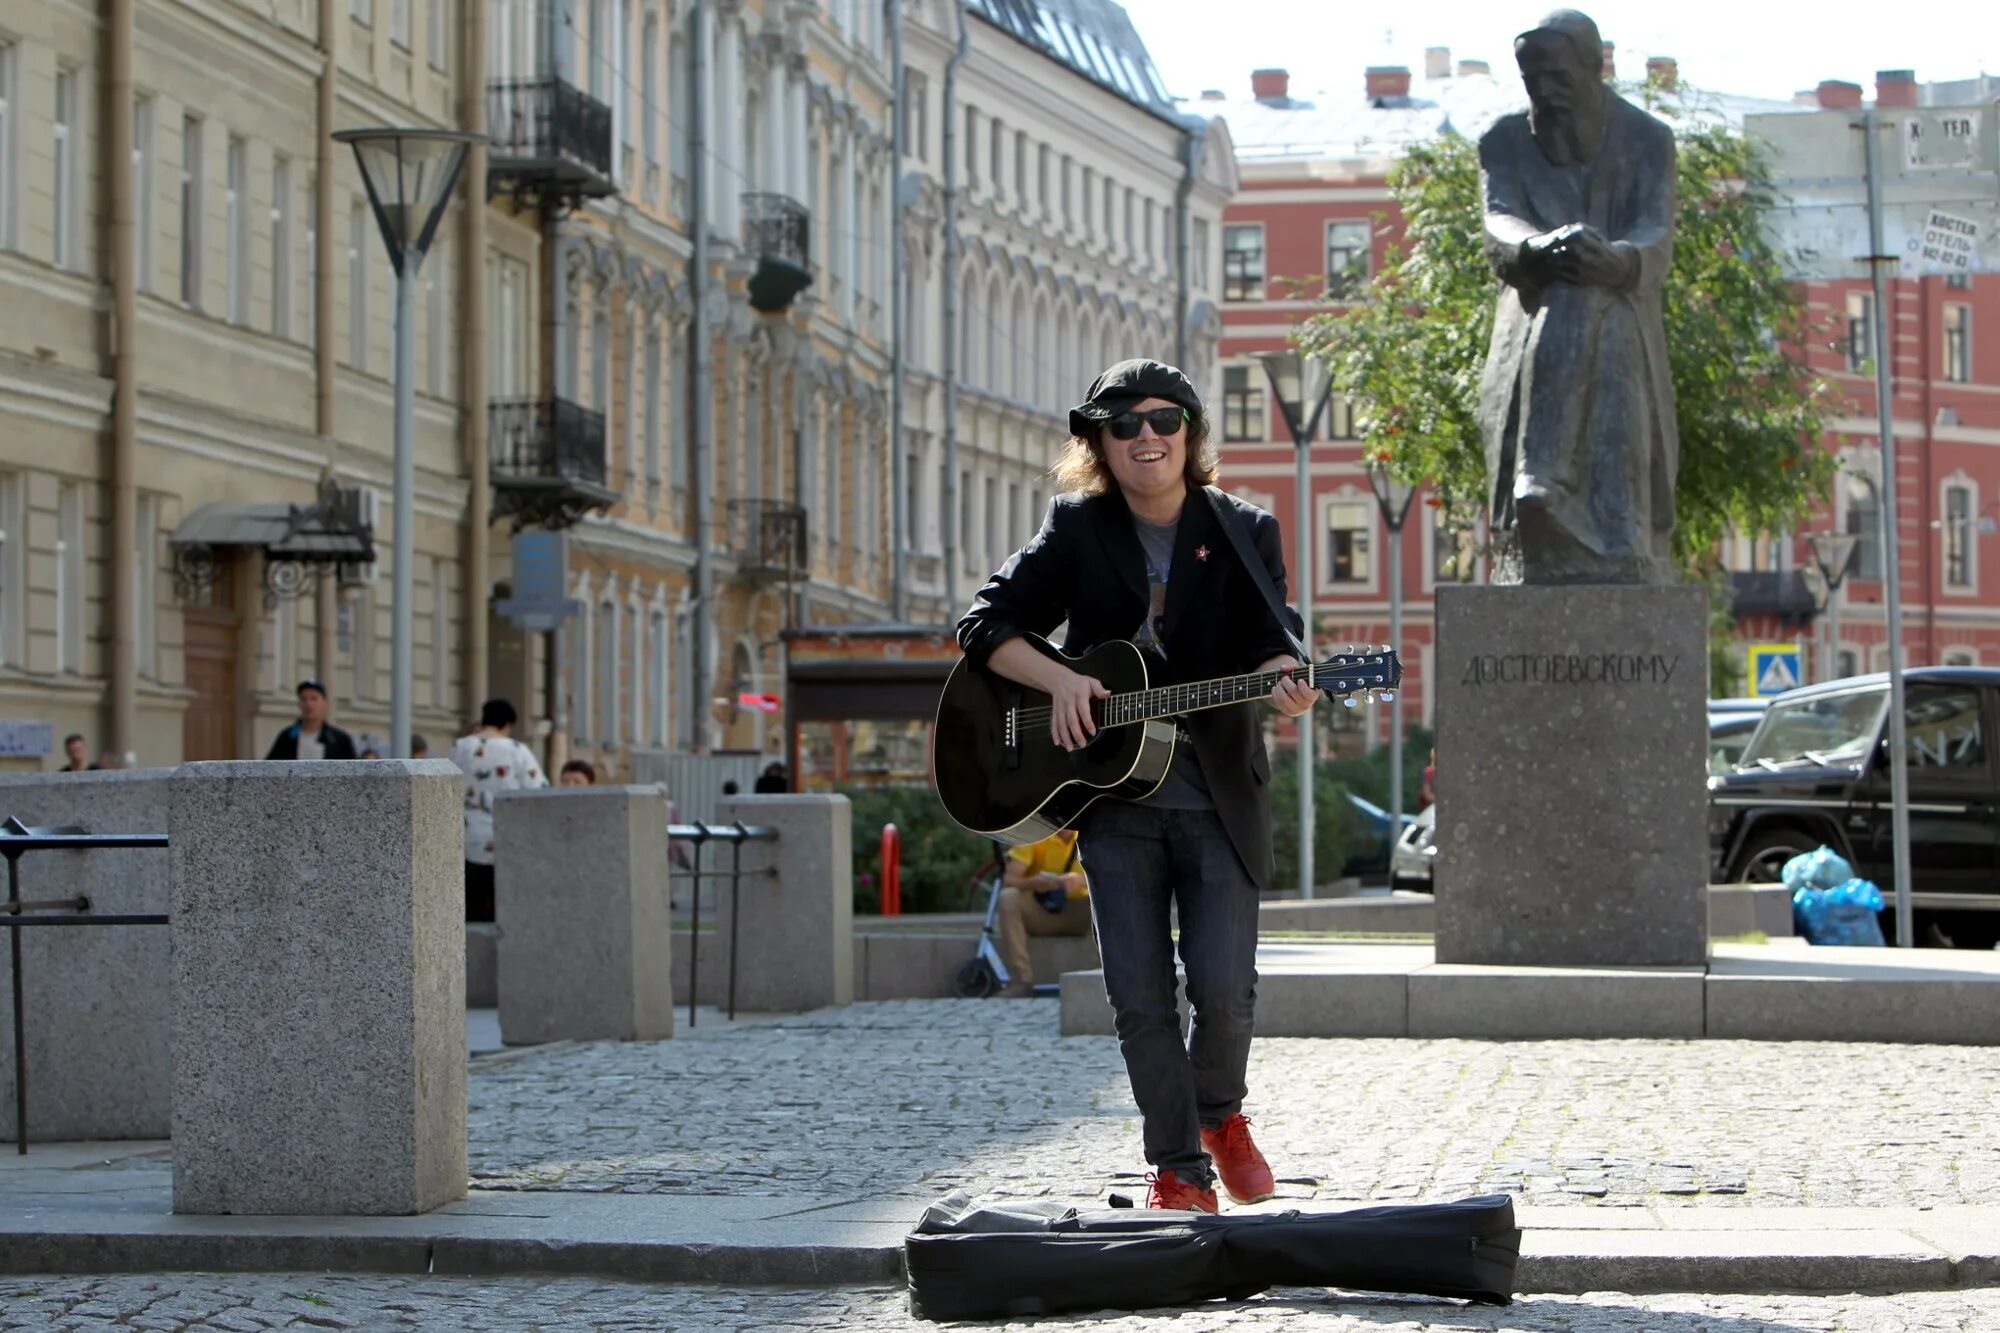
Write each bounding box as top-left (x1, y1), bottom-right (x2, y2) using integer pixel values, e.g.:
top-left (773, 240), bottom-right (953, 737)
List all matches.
top-left (1390, 803), bottom-right (1436, 892)
top-left (1708, 667), bottom-right (2000, 948)
top-left (1708, 698), bottom-right (1770, 775)
top-left (1338, 791), bottom-right (1417, 880)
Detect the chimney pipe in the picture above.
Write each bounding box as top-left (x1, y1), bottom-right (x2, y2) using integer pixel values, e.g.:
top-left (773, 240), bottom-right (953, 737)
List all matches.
top-left (1458, 58), bottom-right (1491, 77)
top-left (1425, 46), bottom-right (1451, 81)
top-left (1875, 69), bottom-right (1918, 107)
top-left (1251, 68), bottom-right (1290, 102)
top-left (1645, 56), bottom-right (1678, 90)
top-left (1365, 65), bottom-right (1411, 101)
top-left (1199, 89), bottom-right (1225, 102)
top-left (1816, 79), bottom-right (1863, 110)
top-left (1601, 41), bottom-right (1615, 81)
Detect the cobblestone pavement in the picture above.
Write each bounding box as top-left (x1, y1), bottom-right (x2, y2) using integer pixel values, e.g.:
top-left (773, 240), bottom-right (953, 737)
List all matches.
top-left (5, 1275), bottom-right (2000, 1331)
top-left (466, 998), bottom-right (2000, 1209)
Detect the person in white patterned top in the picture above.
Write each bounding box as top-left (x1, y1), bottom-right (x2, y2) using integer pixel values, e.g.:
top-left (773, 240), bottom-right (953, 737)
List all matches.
top-left (450, 698), bottom-right (548, 922)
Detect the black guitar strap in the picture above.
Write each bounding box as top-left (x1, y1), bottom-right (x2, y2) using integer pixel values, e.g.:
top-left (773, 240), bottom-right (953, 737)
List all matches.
top-left (1202, 485), bottom-right (1313, 668)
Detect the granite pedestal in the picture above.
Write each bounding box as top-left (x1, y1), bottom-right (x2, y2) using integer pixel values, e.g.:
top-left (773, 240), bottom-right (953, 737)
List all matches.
top-left (170, 761), bottom-right (466, 1216)
top-left (494, 786), bottom-right (673, 1044)
top-left (1433, 584), bottom-right (1709, 967)
top-left (714, 795), bottom-right (853, 1012)
top-left (0, 771), bottom-right (173, 1141)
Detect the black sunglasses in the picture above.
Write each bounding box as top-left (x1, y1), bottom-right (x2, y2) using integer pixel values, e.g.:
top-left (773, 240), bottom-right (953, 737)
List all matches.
top-left (1105, 407), bottom-right (1188, 441)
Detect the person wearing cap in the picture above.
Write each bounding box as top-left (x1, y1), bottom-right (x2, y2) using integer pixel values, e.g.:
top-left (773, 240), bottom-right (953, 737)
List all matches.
top-left (956, 358), bottom-right (1319, 1215)
top-left (264, 679), bottom-right (361, 761)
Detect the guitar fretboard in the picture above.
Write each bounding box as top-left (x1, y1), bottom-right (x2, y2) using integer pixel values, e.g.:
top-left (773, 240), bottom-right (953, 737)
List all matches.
top-left (1101, 662), bottom-right (1381, 727)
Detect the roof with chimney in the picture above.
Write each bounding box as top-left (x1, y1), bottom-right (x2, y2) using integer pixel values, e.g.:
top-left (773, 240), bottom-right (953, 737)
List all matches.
top-left (1201, 56), bottom-right (1798, 169)
top-left (966, 0), bottom-right (1177, 117)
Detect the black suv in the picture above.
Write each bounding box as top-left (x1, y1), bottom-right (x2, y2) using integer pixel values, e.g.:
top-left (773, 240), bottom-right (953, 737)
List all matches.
top-left (1708, 667), bottom-right (2000, 949)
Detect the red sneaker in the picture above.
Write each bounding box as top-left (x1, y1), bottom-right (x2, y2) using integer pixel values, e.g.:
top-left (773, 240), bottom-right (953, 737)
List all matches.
top-left (1200, 1114), bottom-right (1276, 1204)
top-left (1144, 1168), bottom-right (1219, 1213)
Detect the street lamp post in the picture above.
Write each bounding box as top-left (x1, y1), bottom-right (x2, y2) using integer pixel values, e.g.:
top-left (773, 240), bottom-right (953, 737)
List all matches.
top-left (1807, 530), bottom-right (1860, 684)
top-left (1254, 349), bottom-right (1334, 900)
top-left (334, 128), bottom-right (478, 759)
top-left (1366, 460), bottom-right (1418, 856)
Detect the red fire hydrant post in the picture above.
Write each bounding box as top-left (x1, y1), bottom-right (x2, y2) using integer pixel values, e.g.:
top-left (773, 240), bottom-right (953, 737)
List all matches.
top-left (880, 823), bottom-right (902, 916)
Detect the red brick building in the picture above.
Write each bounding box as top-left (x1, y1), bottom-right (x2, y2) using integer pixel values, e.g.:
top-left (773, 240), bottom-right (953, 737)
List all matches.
top-left (1206, 55), bottom-right (2000, 748)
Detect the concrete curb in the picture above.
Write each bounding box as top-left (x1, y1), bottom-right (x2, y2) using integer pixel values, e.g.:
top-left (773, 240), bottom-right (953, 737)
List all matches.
top-left (6, 1193), bottom-right (2000, 1295)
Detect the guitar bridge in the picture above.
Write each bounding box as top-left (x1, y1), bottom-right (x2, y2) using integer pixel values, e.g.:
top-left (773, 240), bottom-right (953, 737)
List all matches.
top-left (1002, 704), bottom-right (1021, 770)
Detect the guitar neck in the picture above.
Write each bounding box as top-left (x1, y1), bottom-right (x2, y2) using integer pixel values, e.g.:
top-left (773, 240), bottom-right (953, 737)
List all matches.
top-left (1102, 666), bottom-right (1316, 728)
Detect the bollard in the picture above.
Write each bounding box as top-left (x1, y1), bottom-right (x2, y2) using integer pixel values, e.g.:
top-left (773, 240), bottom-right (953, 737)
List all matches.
top-left (881, 822), bottom-right (902, 916)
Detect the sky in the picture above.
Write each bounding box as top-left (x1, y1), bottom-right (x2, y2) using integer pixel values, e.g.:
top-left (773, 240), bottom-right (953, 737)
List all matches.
top-left (1124, 0), bottom-right (1996, 107)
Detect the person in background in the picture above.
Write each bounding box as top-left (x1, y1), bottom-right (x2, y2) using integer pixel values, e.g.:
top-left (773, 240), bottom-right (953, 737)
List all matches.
top-left (721, 780), bottom-right (741, 796)
top-left (59, 734), bottom-right (97, 771)
top-left (560, 759), bottom-right (597, 787)
top-left (754, 761), bottom-right (790, 793)
top-left (1421, 747), bottom-right (1437, 810)
top-left (95, 751), bottom-right (124, 771)
top-left (997, 828), bottom-right (1092, 998)
top-left (450, 699), bottom-right (548, 923)
top-left (360, 748), bottom-right (382, 760)
top-left (411, 735), bottom-right (431, 760)
top-left (265, 680), bottom-right (360, 761)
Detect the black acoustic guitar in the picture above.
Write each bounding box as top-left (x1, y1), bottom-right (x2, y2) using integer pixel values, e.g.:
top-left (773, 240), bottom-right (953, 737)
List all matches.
top-left (933, 634), bottom-right (1403, 846)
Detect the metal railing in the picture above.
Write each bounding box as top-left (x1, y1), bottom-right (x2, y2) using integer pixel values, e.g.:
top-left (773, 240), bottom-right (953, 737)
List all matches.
top-left (490, 396), bottom-right (609, 487)
top-left (724, 499), bottom-right (807, 579)
top-left (486, 77), bottom-right (615, 182)
top-left (1, 817), bottom-right (169, 1155)
top-left (669, 822), bottom-right (777, 1027)
top-left (741, 192), bottom-right (811, 269)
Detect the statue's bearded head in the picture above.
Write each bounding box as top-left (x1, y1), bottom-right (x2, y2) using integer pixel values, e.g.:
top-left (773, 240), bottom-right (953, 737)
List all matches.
top-left (1515, 9), bottom-right (1606, 162)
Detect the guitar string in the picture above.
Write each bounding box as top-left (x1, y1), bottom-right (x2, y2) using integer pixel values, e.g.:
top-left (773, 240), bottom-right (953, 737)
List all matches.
top-left (1011, 662), bottom-right (1393, 727)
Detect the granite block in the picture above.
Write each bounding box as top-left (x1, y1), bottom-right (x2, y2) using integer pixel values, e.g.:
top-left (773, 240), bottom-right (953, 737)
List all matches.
top-left (1433, 584), bottom-right (1710, 967)
top-left (1409, 963), bottom-right (1706, 1038)
top-left (466, 923), bottom-right (498, 1008)
top-left (494, 786), bottom-right (673, 1044)
top-left (170, 761), bottom-right (466, 1216)
top-left (714, 796), bottom-right (853, 1011)
top-left (0, 771), bottom-right (173, 1141)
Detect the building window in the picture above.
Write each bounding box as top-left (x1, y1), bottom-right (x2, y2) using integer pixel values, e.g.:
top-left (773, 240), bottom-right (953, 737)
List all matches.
top-left (1846, 480), bottom-right (1882, 579)
top-left (136, 495), bottom-right (158, 677)
top-left (390, 0), bottom-right (410, 47)
top-left (430, 557), bottom-right (450, 707)
top-left (53, 68), bottom-right (77, 269)
top-left (354, 588), bottom-right (377, 700)
top-left (304, 170), bottom-right (317, 346)
top-left (668, 29), bottom-right (689, 188)
top-left (0, 473), bottom-right (17, 665)
top-left (963, 107), bottom-right (978, 185)
top-left (181, 116), bottom-right (203, 308)
top-left (348, 197), bottom-right (369, 368)
top-left (1326, 219), bottom-right (1372, 299)
top-left (641, 15), bottom-right (659, 166)
top-left (133, 97), bottom-right (155, 292)
top-left (424, 236), bottom-right (448, 396)
top-left (648, 610), bottom-right (668, 747)
top-left (1944, 305), bottom-right (1970, 383)
top-left (1844, 291), bottom-right (1872, 372)
top-left (0, 43), bottom-right (13, 249)
top-left (644, 325), bottom-right (662, 491)
top-left (1327, 393), bottom-right (1356, 439)
top-left (1326, 497), bottom-right (1372, 584)
top-left (1060, 154), bottom-right (1072, 223)
top-left (903, 70), bottom-right (928, 161)
top-left (1037, 144), bottom-right (1050, 217)
top-left (56, 483), bottom-right (83, 673)
top-left (597, 598), bottom-right (620, 746)
top-left (1223, 224), bottom-right (1263, 301)
top-left (1014, 130), bottom-right (1027, 200)
top-left (429, 0), bottom-right (452, 70)
top-left (226, 137), bottom-right (249, 324)
top-left (1222, 366), bottom-right (1264, 442)
top-left (270, 155), bottom-right (292, 337)
top-left (989, 117), bottom-right (1003, 199)
top-left (350, 0), bottom-right (372, 24)
top-left (1943, 482), bottom-right (1973, 590)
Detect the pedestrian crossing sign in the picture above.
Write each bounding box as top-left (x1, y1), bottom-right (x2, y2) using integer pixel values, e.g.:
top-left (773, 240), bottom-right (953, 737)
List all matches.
top-left (1748, 643), bottom-right (1803, 697)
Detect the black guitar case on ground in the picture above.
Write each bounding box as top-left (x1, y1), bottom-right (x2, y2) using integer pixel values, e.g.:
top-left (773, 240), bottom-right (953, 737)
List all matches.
top-left (904, 1193), bottom-right (1520, 1322)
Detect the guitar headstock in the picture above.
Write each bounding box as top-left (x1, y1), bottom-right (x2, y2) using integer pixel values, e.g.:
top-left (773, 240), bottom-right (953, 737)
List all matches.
top-left (1310, 646), bottom-right (1403, 706)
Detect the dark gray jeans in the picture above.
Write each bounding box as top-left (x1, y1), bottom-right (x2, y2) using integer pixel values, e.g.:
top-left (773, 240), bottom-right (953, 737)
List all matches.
top-left (1077, 801), bottom-right (1261, 1185)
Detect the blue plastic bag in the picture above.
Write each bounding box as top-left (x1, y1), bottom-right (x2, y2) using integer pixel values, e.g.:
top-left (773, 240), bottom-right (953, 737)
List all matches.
top-left (1784, 847), bottom-right (1886, 946)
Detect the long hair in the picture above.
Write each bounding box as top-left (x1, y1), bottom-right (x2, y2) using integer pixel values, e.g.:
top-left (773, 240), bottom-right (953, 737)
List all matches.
top-left (1049, 407), bottom-right (1218, 496)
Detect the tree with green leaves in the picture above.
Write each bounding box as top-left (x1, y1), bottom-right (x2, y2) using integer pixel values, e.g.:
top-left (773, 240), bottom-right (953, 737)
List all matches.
top-left (1297, 87), bottom-right (1840, 598)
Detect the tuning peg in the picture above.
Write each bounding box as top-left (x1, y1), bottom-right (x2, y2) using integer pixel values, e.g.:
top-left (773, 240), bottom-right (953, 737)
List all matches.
top-left (1342, 695), bottom-right (1359, 709)
top-left (1379, 689), bottom-right (1398, 703)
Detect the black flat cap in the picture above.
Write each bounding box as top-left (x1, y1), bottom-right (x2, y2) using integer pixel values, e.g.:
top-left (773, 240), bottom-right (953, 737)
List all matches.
top-left (1068, 359), bottom-right (1204, 438)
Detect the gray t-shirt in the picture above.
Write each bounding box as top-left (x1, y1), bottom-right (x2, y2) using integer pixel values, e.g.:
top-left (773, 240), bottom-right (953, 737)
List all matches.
top-left (1128, 513), bottom-right (1213, 810)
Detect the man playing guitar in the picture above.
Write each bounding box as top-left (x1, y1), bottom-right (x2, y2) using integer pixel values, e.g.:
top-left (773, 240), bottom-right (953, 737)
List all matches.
top-left (955, 359), bottom-right (1318, 1213)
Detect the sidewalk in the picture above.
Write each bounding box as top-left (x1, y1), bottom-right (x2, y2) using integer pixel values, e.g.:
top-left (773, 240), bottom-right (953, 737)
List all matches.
top-left (5, 998), bottom-right (1998, 1295)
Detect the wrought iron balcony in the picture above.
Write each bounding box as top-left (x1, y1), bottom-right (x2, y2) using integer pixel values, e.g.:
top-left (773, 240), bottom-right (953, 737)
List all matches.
top-left (1730, 570), bottom-right (1819, 622)
top-left (725, 500), bottom-right (808, 581)
top-left (487, 78), bottom-right (617, 210)
top-left (742, 192), bottom-right (813, 312)
top-left (489, 397), bottom-right (621, 530)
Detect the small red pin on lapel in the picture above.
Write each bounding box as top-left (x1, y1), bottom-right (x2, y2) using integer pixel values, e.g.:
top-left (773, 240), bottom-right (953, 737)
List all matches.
top-left (1195, 545), bottom-right (1210, 562)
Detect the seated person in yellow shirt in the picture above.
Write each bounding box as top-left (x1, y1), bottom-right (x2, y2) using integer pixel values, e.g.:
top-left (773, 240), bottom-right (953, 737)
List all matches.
top-left (997, 828), bottom-right (1091, 997)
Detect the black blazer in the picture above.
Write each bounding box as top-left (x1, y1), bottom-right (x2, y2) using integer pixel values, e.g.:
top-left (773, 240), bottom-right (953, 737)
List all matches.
top-left (956, 485), bottom-right (1304, 892)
